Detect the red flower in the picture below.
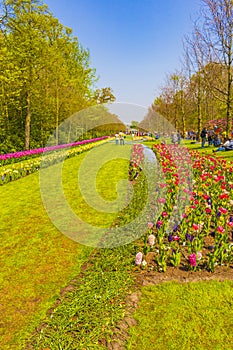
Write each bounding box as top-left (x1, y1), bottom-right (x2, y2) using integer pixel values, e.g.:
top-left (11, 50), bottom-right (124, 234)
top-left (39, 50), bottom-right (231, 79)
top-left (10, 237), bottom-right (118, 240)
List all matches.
top-left (219, 207), bottom-right (227, 214)
top-left (217, 226), bottom-right (225, 233)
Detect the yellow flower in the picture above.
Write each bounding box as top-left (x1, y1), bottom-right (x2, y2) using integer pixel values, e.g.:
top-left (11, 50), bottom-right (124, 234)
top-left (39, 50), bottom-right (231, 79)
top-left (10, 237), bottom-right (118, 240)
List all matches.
top-left (185, 206), bottom-right (191, 214)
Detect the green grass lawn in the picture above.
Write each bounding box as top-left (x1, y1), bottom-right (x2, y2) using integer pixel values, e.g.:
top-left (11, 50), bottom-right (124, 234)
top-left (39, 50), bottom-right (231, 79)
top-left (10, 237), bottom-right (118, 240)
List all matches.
top-left (142, 138), bottom-right (233, 162)
top-left (0, 142), bottom-right (132, 349)
top-left (126, 281), bottom-right (233, 350)
top-left (1, 139), bottom-right (233, 349)
top-left (181, 139), bottom-right (233, 162)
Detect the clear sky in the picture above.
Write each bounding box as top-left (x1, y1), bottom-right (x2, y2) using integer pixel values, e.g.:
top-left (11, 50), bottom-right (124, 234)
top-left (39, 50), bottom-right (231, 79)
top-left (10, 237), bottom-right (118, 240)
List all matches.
top-left (44, 0), bottom-right (201, 113)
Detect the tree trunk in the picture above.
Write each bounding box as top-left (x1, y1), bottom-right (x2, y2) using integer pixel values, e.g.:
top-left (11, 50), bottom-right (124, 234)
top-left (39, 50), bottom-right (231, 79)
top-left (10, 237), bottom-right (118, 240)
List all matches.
top-left (25, 90), bottom-right (31, 150)
top-left (197, 75), bottom-right (202, 141)
top-left (226, 64), bottom-right (232, 137)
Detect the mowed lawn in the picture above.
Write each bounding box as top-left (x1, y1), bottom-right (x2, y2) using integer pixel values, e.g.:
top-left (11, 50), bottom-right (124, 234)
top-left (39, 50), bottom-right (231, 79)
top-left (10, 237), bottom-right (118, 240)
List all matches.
top-left (126, 281), bottom-right (233, 350)
top-left (0, 142), bottom-right (131, 349)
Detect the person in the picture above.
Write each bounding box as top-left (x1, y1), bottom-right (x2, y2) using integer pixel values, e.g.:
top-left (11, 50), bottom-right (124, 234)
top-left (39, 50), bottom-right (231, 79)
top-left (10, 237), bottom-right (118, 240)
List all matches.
top-left (200, 127), bottom-right (207, 148)
top-left (207, 133), bottom-right (213, 146)
top-left (115, 132), bottom-right (119, 145)
top-left (171, 132), bottom-right (178, 144)
top-left (177, 131), bottom-right (181, 144)
top-left (213, 138), bottom-right (233, 152)
top-left (119, 131), bottom-right (125, 145)
top-left (213, 133), bottom-right (221, 147)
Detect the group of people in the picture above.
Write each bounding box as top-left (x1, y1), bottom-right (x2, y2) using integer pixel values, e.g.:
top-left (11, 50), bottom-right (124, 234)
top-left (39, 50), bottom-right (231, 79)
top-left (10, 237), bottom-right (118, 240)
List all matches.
top-left (200, 127), bottom-right (233, 152)
top-left (115, 131), bottom-right (125, 145)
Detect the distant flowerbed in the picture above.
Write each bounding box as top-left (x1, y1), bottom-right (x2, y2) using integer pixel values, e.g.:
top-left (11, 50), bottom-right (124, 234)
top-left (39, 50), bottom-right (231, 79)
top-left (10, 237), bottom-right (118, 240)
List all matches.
top-left (0, 137), bottom-right (109, 185)
top-left (128, 144), bottom-right (144, 181)
top-left (134, 144), bottom-right (233, 272)
top-left (206, 117), bottom-right (233, 133)
top-left (0, 137), bottom-right (108, 165)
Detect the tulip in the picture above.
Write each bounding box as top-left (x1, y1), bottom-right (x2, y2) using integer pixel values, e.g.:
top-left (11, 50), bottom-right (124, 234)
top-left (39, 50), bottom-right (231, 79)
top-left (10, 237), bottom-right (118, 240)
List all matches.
top-left (217, 226), bottom-right (225, 233)
top-left (148, 234), bottom-right (155, 247)
top-left (135, 252), bottom-right (143, 265)
top-left (189, 253), bottom-right (196, 267)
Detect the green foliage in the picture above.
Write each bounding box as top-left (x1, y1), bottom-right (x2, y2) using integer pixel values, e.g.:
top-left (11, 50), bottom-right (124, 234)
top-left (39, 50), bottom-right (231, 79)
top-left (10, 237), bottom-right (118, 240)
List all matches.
top-left (0, 0), bottom-right (115, 152)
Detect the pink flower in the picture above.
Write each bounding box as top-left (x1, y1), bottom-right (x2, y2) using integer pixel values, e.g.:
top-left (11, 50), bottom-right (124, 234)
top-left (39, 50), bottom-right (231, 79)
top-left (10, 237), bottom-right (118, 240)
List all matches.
top-left (197, 251), bottom-right (202, 260)
top-left (205, 208), bottom-right (211, 214)
top-left (148, 234), bottom-right (155, 247)
top-left (157, 220), bottom-right (163, 226)
top-left (189, 253), bottom-right (196, 267)
top-left (162, 211), bottom-right (168, 217)
top-left (158, 198), bottom-right (166, 204)
top-left (173, 235), bottom-right (180, 241)
top-left (217, 226), bottom-right (225, 233)
top-left (227, 221), bottom-right (233, 227)
top-left (219, 207), bottom-right (228, 214)
top-left (147, 222), bottom-right (154, 228)
top-left (135, 252), bottom-right (143, 265)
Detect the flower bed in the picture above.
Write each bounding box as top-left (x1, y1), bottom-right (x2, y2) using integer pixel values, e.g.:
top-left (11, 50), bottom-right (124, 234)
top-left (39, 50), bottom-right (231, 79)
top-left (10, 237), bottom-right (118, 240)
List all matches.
top-left (0, 137), bottom-right (108, 166)
top-left (128, 144), bottom-right (144, 181)
top-left (0, 138), bottom-right (109, 185)
top-left (134, 144), bottom-right (233, 272)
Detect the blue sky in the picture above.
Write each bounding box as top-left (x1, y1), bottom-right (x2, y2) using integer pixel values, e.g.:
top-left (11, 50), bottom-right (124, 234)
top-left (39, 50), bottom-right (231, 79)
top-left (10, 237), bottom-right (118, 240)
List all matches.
top-left (44, 0), bottom-right (201, 112)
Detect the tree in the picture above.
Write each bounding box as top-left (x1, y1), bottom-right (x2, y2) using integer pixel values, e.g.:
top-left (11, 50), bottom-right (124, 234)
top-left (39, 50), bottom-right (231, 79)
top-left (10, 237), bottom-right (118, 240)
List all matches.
top-left (93, 87), bottom-right (116, 104)
top-left (194, 0), bottom-right (233, 136)
top-left (0, 0), bottom-right (100, 151)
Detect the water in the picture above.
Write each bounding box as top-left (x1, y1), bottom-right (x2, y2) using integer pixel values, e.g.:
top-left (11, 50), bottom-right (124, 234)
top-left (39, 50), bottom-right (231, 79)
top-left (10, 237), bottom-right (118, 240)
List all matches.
top-left (142, 145), bottom-right (157, 163)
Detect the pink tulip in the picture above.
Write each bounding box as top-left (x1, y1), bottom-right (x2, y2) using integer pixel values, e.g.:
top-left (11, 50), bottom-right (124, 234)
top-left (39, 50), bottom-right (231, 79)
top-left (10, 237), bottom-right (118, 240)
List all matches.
top-left (135, 252), bottom-right (143, 265)
top-left (147, 222), bottom-right (154, 228)
top-left (189, 253), bottom-right (196, 267)
top-left (148, 234), bottom-right (155, 247)
top-left (173, 235), bottom-right (180, 241)
top-left (219, 207), bottom-right (227, 214)
top-left (217, 226), bottom-right (225, 233)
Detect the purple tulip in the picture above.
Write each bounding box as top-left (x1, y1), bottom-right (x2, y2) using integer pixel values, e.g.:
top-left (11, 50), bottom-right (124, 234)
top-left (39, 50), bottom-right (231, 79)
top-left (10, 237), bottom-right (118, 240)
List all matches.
top-left (185, 233), bottom-right (194, 242)
top-left (168, 234), bottom-right (173, 242)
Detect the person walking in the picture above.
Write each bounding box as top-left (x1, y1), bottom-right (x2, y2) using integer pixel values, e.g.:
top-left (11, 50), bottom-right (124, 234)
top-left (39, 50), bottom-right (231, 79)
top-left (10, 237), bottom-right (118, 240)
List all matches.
top-left (115, 132), bottom-right (119, 145)
top-left (119, 131), bottom-right (125, 145)
top-left (200, 127), bottom-right (207, 148)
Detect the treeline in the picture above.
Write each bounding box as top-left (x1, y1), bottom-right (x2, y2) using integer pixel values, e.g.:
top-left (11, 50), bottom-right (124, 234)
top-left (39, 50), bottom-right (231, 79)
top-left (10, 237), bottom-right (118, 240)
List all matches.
top-left (0, 0), bottom-right (121, 153)
top-left (142, 0), bottom-right (233, 139)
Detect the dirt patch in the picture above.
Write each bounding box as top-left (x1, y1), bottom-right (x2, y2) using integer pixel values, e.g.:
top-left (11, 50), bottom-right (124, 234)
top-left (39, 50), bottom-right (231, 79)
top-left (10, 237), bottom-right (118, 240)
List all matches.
top-left (136, 264), bottom-right (233, 285)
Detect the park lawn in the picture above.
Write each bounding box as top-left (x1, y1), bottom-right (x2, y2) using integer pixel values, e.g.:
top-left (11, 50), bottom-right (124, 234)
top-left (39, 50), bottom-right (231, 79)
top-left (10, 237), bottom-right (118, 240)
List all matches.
top-left (142, 139), bottom-right (233, 162)
top-left (0, 142), bottom-right (131, 349)
top-left (182, 139), bottom-right (233, 162)
top-left (126, 280), bottom-right (233, 350)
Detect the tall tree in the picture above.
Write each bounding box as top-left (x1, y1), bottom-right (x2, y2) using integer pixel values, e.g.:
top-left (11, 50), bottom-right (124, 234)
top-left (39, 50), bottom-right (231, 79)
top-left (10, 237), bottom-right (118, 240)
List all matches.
top-left (195, 0), bottom-right (233, 136)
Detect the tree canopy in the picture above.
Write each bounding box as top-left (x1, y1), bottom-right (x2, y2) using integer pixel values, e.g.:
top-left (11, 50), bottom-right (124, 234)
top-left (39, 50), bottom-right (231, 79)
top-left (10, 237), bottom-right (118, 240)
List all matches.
top-left (0, 0), bottom-right (117, 152)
